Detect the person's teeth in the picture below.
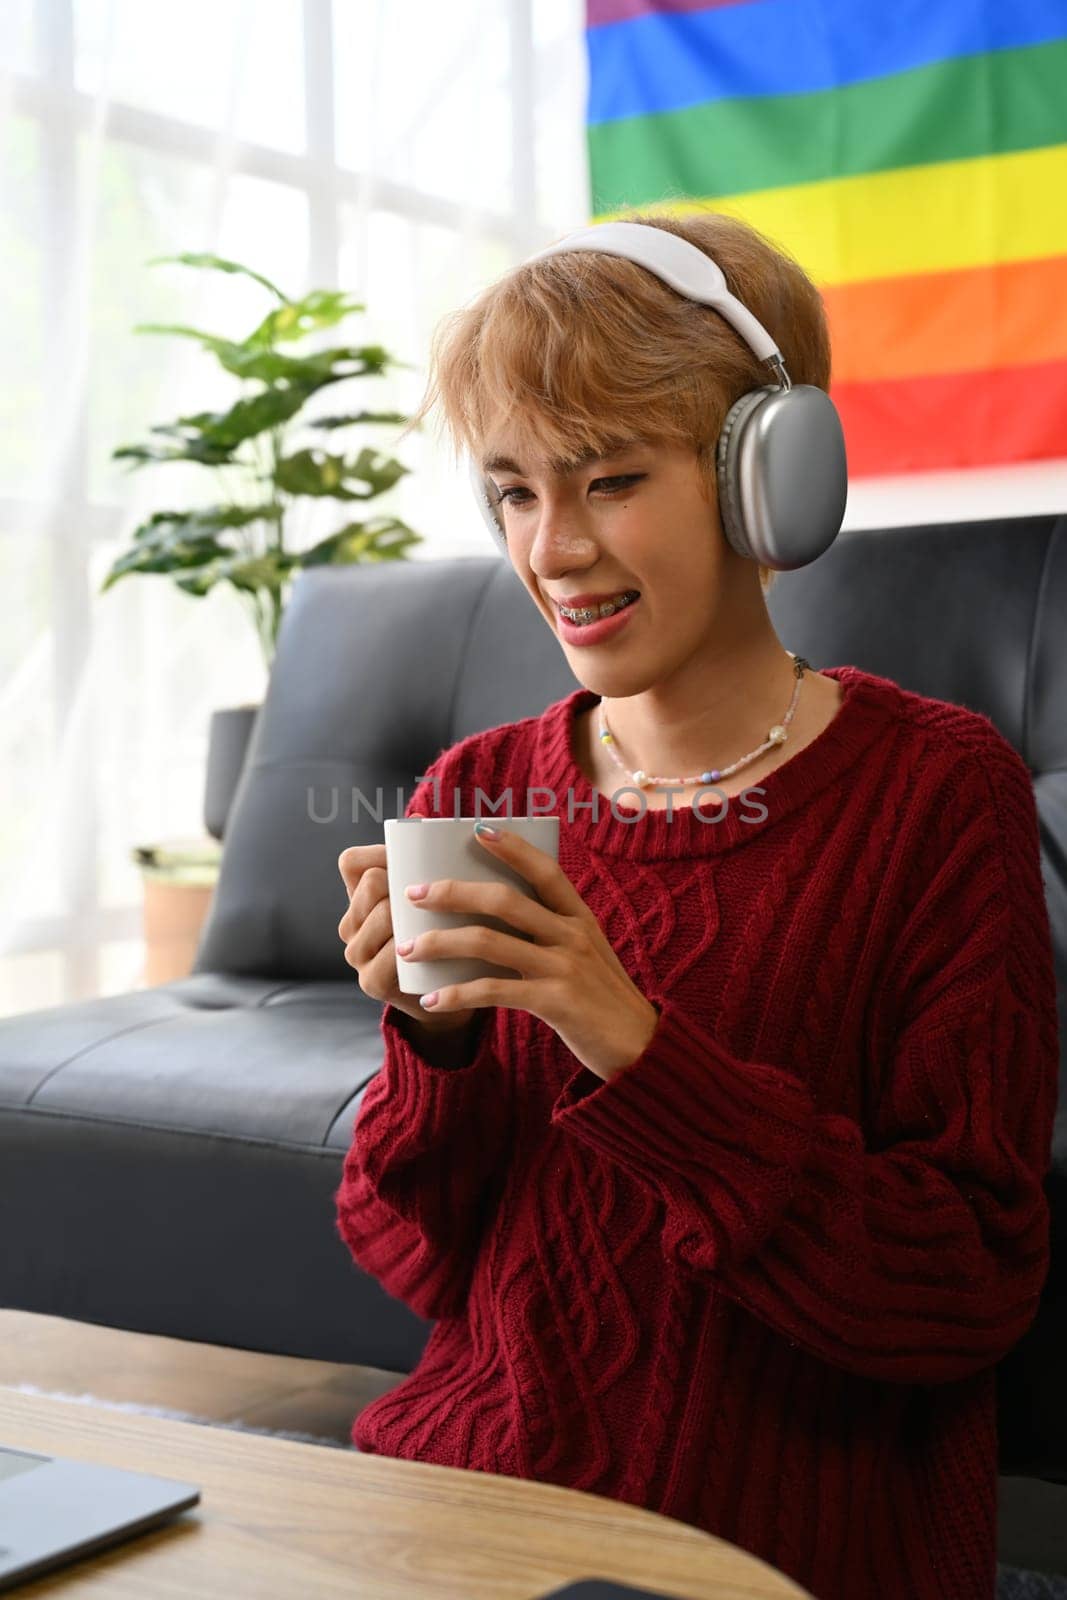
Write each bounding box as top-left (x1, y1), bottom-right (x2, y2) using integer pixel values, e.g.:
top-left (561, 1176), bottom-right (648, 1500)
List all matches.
top-left (560, 591), bottom-right (636, 622)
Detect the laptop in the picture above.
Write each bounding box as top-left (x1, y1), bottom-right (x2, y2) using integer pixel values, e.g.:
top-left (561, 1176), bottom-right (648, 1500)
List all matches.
top-left (0, 1442), bottom-right (200, 1590)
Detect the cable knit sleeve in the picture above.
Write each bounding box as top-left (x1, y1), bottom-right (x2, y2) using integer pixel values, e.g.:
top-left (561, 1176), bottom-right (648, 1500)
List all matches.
top-left (550, 740), bottom-right (1060, 1385)
top-left (333, 745), bottom-right (514, 1323)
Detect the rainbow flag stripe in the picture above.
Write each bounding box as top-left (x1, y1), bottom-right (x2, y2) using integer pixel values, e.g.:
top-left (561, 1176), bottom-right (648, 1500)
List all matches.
top-left (585, 0), bottom-right (1067, 474)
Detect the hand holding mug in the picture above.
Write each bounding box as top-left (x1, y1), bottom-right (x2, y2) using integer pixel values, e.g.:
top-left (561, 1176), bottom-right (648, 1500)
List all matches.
top-left (337, 836), bottom-right (478, 1036)
top-left (390, 823), bottom-right (660, 1083)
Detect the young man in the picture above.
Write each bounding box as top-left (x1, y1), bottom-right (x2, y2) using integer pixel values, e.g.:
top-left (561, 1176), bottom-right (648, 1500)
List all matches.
top-left (335, 209), bottom-right (1059, 1600)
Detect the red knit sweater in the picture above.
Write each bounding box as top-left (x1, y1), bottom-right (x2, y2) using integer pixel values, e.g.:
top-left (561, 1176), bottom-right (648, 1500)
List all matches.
top-left (334, 665), bottom-right (1059, 1600)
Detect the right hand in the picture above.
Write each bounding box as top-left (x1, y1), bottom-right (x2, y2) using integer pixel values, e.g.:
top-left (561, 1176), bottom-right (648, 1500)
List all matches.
top-left (337, 840), bottom-right (479, 1035)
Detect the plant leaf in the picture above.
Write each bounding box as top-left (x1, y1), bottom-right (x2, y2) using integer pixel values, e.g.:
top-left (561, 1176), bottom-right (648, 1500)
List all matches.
top-left (133, 320), bottom-right (230, 345)
top-left (99, 536), bottom-right (231, 592)
top-left (165, 386), bottom-right (318, 451)
top-left (132, 322), bottom-right (415, 394)
top-left (172, 549), bottom-right (296, 598)
top-left (111, 394), bottom-right (288, 463)
top-left (272, 445), bottom-right (410, 500)
top-left (147, 252), bottom-right (287, 302)
top-left (211, 343), bottom-right (391, 385)
top-left (128, 505), bottom-right (282, 544)
top-left (246, 289), bottom-right (366, 347)
top-left (306, 410), bottom-right (413, 430)
top-left (112, 438), bottom-right (238, 468)
top-left (132, 326), bottom-right (393, 388)
top-left (299, 516), bottom-right (423, 565)
top-left (99, 504), bottom-right (283, 590)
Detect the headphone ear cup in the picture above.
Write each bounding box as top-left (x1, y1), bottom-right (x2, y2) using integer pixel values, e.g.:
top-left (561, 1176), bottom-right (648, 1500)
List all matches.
top-left (467, 452), bottom-right (508, 554)
top-left (717, 384), bottom-right (847, 571)
top-left (715, 386), bottom-right (773, 562)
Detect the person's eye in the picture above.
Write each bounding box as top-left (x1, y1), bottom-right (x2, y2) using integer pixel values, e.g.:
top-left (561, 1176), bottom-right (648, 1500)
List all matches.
top-left (495, 474), bottom-right (644, 508)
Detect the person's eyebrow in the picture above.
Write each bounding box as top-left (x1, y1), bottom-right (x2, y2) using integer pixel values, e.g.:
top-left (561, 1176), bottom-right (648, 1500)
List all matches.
top-left (482, 438), bottom-right (644, 477)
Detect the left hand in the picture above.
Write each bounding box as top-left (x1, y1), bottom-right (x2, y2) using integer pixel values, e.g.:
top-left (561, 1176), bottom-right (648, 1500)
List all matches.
top-left (398, 824), bottom-right (660, 1082)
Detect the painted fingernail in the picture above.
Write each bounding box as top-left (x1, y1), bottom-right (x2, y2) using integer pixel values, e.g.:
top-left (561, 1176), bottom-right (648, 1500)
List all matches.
top-left (406, 882), bottom-right (429, 899)
top-left (396, 938), bottom-right (414, 956)
top-left (474, 823), bottom-right (500, 839)
top-left (420, 991), bottom-right (439, 1008)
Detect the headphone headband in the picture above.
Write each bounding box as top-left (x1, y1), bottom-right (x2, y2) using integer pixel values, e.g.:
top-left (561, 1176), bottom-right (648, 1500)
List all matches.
top-left (527, 221), bottom-right (788, 382)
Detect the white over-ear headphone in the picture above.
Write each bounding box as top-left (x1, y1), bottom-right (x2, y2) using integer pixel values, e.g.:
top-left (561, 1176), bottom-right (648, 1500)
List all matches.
top-left (467, 220), bottom-right (847, 572)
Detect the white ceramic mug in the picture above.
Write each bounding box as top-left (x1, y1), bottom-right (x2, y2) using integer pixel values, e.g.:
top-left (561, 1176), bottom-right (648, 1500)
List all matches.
top-left (383, 816), bottom-right (561, 995)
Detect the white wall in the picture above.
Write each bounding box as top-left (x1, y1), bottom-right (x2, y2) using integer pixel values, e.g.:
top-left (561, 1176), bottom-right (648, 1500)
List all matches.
top-left (842, 458), bottom-right (1067, 531)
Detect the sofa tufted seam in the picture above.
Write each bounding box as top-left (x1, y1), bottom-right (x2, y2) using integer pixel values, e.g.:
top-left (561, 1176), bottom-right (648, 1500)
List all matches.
top-left (2, 1103), bottom-right (344, 1156)
top-left (322, 1066), bottom-right (380, 1147)
top-left (24, 1014), bottom-right (184, 1107)
top-left (21, 988), bottom-right (310, 1104)
top-left (254, 984), bottom-right (303, 1006)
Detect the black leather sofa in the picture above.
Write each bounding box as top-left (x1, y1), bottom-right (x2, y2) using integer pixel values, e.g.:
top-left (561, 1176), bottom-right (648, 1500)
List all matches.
top-left (1, 514), bottom-right (1065, 1567)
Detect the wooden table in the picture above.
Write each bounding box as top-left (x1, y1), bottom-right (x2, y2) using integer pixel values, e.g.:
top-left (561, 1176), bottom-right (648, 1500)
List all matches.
top-left (0, 1387), bottom-right (814, 1599)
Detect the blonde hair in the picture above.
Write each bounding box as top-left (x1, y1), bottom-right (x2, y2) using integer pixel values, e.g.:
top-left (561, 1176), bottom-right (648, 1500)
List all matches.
top-left (398, 207), bottom-right (833, 594)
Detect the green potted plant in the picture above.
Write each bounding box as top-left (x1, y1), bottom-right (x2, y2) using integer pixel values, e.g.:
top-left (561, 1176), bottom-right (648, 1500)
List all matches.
top-left (101, 252), bottom-right (425, 838)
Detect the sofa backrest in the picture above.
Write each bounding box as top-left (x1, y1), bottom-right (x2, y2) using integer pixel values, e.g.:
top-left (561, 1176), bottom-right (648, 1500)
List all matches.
top-left (194, 513), bottom-right (1066, 1104)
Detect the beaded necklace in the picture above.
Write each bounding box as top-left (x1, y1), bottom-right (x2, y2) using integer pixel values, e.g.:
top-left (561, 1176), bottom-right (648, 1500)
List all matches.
top-left (596, 654), bottom-right (812, 790)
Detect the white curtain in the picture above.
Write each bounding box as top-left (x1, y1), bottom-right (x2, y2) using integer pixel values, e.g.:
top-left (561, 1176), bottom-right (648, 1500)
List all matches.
top-left (0, 0), bottom-right (590, 1016)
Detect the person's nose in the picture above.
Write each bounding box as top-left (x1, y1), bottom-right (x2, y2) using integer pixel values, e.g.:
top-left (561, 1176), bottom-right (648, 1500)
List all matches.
top-left (527, 492), bottom-right (597, 571)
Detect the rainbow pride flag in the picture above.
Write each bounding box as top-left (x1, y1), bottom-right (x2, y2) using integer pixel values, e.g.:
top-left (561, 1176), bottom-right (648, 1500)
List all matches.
top-left (584, 0), bottom-right (1067, 476)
